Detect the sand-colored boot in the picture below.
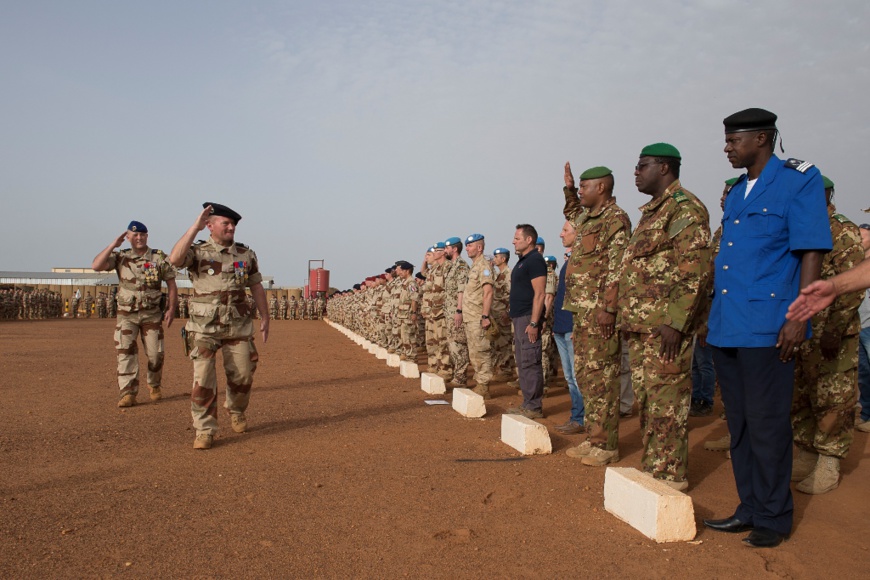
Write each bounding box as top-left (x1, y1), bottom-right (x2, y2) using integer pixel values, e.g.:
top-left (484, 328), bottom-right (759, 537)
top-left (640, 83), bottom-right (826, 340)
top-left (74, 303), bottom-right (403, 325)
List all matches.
top-left (471, 383), bottom-right (491, 400)
top-left (791, 447), bottom-right (819, 482)
top-left (117, 394), bottom-right (136, 408)
top-left (149, 386), bottom-right (162, 402)
top-left (796, 454), bottom-right (840, 495)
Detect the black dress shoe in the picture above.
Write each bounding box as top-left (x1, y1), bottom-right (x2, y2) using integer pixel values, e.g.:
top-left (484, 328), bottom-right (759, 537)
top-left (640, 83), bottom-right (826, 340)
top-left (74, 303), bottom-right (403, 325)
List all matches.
top-left (703, 516), bottom-right (753, 533)
top-left (742, 527), bottom-right (785, 548)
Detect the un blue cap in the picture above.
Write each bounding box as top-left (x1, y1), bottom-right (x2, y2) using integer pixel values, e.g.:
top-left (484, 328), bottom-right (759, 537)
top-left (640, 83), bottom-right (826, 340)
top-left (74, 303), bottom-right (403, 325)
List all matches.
top-left (445, 237), bottom-right (462, 246)
top-left (433, 242), bottom-right (446, 250)
top-left (127, 221), bottom-right (148, 233)
top-left (493, 247), bottom-right (510, 255)
top-left (427, 246), bottom-right (436, 253)
top-left (536, 237), bottom-right (545, 246)
top-left (544, 255), bottom-right (557, 263)
top-left (466, 233), bottom-right (484, 243)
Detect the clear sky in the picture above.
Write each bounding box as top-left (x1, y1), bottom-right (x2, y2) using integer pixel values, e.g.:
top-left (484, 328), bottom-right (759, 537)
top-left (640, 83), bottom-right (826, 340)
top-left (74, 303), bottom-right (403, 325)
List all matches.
top-left (2, 1), bottom-right (868, 289)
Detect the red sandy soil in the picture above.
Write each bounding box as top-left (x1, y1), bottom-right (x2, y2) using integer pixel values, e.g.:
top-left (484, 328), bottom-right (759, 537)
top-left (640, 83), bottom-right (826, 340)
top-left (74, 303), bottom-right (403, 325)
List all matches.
top-left (1, 319), bottom-right (868, 578)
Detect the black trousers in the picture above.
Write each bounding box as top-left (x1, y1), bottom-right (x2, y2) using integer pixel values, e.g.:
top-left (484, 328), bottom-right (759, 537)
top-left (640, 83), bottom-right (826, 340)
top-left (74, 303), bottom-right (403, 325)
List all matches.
top-left (711, 346), bottom-right (795, 535)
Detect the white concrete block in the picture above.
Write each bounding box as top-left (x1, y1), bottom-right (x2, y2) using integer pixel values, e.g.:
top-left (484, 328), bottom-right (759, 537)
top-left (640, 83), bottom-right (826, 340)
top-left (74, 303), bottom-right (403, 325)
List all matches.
top-left (420, 372), bottom-right (447, 394)
top-left (386, 354), bottom-right (400, 367)
top-left (452, 388), bottom-right (486, 418)
top-left (399, 361), bottom-right (420, 378)
top-left (375, 347), bottom-right (388, 360)
top-left (361, 340), bottom-right (371, 349)
top-left (500, 414), bottom-right (552, 455)
top-left (603, 467), bottom-right (696, 543)
top-left (367, 343), bottom-right (378, 354)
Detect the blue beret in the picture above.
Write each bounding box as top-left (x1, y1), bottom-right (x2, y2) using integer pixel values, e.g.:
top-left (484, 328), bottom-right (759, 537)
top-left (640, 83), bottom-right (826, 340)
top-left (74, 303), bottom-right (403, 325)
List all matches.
top-left (536, 237), bottom-right (545, 246)
top-left (466, 233), bottom-right (484, 243)
top-left (544, 255), bottom-right (557, 264)
top-left (445, 237), bottom-right (462, 246)
top-left (427, 246), bottom-right (436, 253)
top-left (433, 242), bottom-right (446, 250)
top-left (127, 221), bottom-right (148, 233)
top-left (493, 247), bottom-right (510, 256)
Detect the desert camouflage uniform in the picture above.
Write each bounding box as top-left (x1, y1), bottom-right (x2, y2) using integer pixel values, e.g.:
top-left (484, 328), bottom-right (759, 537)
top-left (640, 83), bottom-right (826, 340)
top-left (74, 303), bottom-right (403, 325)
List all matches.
top-left (107, 247), bottom-right (176, 400)
top-left (542, 267), bottom-right (558, 385)
top-left (387, 278), bottom-right (403, 353)
top-left (463, 254), bottom-right (494, 387)
top-left (617, 180), bottom-right (711, 483)
top-left (564, 190), bottom-right (632, 451)
top-left (84, 292), bottom-right (94, 318)
top-left (792, 207), bottom-right (864, 459)
top-left (288, 296), bottom-right (297, 320)
top-left (490, 263), bottom-right (515, 376)
top-left (396, 276), bottom-right (419, 360)
top-left (445, 257), bottom-right (470, 385)
top-left (422, 262), bottom-right (451, 375)
top-left (268, 296), bottom-right (278, 320)
top-left (181, 238), bottom-right (262, 436)
top-left (278, 296), bottom-right (287, 320)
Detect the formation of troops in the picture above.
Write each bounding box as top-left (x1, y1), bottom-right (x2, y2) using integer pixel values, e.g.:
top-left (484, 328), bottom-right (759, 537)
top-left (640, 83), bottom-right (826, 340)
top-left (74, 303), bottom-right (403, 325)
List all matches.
top-left (328, 107), bottom-right (870, 549)
top-left (0, 288), bottom-right (64, 320)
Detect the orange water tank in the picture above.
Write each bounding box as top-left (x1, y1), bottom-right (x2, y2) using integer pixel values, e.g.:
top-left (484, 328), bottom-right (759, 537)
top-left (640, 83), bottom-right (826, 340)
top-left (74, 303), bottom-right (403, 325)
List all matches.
top-left (309, 268), bottom-right (330, 294)
top-left (304, 284), bottom-right (310, 299)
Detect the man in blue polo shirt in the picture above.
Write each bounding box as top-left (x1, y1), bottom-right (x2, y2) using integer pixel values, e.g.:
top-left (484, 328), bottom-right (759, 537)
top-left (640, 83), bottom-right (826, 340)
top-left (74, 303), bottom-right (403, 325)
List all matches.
top-left (703, 108), bottom-right (832, 548)
top-left (506, 224), bottom-right (548, 418)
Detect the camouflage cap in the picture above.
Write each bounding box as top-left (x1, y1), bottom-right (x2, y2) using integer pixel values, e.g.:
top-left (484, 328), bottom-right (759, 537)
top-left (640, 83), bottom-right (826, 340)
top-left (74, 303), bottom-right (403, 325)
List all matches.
top-left (579, 166), bottom-right (612, 180)
top-left (640, 143), bottom-right (681, 159)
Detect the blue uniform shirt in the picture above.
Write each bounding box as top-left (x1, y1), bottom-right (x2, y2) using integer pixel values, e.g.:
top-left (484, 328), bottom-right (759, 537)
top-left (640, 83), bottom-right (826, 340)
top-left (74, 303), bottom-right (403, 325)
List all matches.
top-left (707, 155), bottom-right (832, 348)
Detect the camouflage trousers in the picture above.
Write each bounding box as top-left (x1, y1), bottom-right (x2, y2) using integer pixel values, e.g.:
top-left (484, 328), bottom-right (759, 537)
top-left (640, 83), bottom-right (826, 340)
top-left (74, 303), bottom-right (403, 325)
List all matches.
top-left (464, 321), bottom-right (493, 386)
top-left (792, 334), bottom-right (859, 459)
top-left (269, 306), bottom-right (278, 320)
top-left (115, 310), bottom-right (164, 398)
top-left (425, 316), bottom-right (451, 374)
top-left (189, 332), bottom-right (259, 436)
top-left (627, 331), bottom-right (692, 482)
top-left (398, 317), bottom-right (417, 361)
top-left (490, 317), bottom-right (516, 376)
top-left (574, 316), bottom-right (621, 450)
top-left (542, 328), bottom-right (558, 384)
top-left (448, 319), bottom-right (469, 384)
top-left (289, 307), bottom-right (297, 320)
top-left (279, 306), bottom-right (287, 320)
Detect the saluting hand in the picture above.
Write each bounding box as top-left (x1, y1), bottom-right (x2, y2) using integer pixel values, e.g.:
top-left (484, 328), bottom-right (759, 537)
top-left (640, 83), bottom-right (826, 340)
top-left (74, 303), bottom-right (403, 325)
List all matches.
top-left (195, 205), bottom-right (213, 231)
top-left (564, 162), bottom-right (575, 189)
top-left (113, 232), bottom-right (127, 248)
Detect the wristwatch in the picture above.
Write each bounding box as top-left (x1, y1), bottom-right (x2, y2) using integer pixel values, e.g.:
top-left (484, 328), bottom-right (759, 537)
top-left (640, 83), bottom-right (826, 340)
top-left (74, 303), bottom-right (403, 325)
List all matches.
top-left (529, 321), bottom-right (539, 328)
top-left (481, 315), bottom-right (489, 319)
top-left (456, 309), bottom-right (463, 314)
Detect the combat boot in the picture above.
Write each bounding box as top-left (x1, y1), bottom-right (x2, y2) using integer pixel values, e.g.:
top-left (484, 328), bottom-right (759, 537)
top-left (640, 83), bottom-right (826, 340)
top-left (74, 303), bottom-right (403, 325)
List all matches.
top-left (796, 454), bottom-right (840, 495)
top-left (581, 447), bottom-right (619, 467)
top-left (791, 447), bottom-right (819, 482)
top-left (471, 383), bottom-right (491, 400)
top-left (193, 433), bottom-right (213, 450)
top-left (659, 478), bottom-right (689, 492)
top-left (117, 394), bottom-right (136, 408)
top-left (566, 440), bottom-right (593, 459)
top-left (231, 413), bottom-right (248, 433)
top-left (704, 433), bottom-right (731, 451)
top-left (149, 386), bottom-right (162, 402)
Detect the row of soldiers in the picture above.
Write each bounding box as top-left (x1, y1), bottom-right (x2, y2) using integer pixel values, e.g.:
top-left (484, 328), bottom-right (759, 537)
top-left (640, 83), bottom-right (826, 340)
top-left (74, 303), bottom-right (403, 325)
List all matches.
top-left (0, 288), bottom-right (65, 320)
top-left (267, 294), bottom-right (325, 320)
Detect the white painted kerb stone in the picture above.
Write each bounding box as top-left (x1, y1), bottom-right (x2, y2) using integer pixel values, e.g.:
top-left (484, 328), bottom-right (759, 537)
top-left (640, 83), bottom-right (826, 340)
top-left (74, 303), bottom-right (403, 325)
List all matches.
top-left (452, 388), bottom-right (486, 418)
top-left (367, 343), bottom-right (378, 354)
top-left (500, 414), bottom-right (552, 455)
top-left (375, 347), bottom-right (388, 360)
top-left (603, 467), bottom-right (696, 543)
top-left (399, 361), bottom-right (420, 379)
top-left (386, 354), bottom-right (401, 367)
top-left (420, 372), bottom-right (446, 394)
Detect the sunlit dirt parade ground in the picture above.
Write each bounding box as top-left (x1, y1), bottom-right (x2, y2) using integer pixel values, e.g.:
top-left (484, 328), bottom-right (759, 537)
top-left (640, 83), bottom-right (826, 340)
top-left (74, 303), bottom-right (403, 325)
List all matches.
top-left (1, 319), bottom-right (868, 577)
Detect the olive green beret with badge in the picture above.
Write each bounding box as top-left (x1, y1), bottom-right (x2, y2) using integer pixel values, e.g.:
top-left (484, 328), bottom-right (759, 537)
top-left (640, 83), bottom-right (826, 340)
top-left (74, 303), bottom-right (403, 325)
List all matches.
top-left (640, 143), bottom-right (681, 159)
top-left (579, 166), bottom-right (613, 180)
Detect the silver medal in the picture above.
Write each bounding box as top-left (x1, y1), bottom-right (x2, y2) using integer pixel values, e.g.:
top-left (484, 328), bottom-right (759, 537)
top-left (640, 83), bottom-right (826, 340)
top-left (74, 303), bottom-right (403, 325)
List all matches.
top-left (207, 268), bottom-right (215, 275)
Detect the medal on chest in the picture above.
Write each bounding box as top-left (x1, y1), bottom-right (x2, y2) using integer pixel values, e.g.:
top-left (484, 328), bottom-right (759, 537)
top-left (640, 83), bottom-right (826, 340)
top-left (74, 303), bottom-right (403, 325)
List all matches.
top-left (233, 261), bottom-right (249, 283)
top-left (143, 262), bottom-right (157, 284)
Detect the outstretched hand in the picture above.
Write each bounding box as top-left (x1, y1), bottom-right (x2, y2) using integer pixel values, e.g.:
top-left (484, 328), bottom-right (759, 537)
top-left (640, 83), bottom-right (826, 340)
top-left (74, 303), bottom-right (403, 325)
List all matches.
top-left (786, 280), bottom-right (836, 322)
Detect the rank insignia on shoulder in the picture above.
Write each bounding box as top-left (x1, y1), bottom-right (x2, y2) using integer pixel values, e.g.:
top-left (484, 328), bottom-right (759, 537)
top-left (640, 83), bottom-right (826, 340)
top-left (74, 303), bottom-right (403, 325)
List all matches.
top-left (834, 213), bottom-right (850, 224)
top-left (672, 190), bottom-right (688, 203)
top-left (194, 240), bottom-right (205, 245)
top-left (235, 242), bottom-right (249, 249)
top-left (785, 158), bottom-right (814, 173)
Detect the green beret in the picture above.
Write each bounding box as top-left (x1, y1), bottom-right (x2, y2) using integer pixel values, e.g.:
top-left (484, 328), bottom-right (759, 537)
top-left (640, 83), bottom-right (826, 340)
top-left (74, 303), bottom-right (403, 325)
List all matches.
top-left (821, 175), bottom-right (834, 190)
top-left (579, 166), bottom-right (612, 180)
top-left (724, 177), bottom-right (740, 186)
top-left (640, 143), bottom-right (681, 159)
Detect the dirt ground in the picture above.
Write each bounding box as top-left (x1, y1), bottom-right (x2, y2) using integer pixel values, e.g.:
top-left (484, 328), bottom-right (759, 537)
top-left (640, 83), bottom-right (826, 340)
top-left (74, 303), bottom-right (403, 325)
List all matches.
top-left (1, 319), bottom-right (868, 578)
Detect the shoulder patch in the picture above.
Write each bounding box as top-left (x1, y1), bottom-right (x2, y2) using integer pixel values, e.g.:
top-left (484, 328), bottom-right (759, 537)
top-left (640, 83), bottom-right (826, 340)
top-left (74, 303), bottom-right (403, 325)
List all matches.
top-left (672, 190), bottom-right (688, 203)
top-left (785, 158), bottom-right (815, 173)
top-left (834, 213), bottom-right (851, 224)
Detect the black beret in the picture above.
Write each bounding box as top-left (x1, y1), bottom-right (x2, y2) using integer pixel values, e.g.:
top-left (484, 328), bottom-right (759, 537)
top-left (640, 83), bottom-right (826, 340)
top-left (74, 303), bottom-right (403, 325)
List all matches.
top-left (723, 108), bottom-right (777, 134)
top-left (352, 284), bottom-right (361, 290)
top-left (396, 261), bottom-right (415, 271)
top-left (204, 202), bottom-right (242, 224)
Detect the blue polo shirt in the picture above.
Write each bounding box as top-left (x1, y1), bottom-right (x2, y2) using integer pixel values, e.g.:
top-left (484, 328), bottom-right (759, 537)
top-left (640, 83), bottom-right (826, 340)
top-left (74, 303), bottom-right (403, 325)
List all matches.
top-left (510, 248), bottom-right (547, 318)
top-left (707, 155), bottom-right (832, 348)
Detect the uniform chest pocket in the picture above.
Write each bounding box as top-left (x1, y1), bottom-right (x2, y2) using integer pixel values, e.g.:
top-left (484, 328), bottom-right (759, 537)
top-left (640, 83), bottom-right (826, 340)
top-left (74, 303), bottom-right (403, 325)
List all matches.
top-left (630, 228), bottom-right (667, 258)
top-left (745, 205), bottom-right (786, 237)
top-left (580, 225), bottom-right (603, 255)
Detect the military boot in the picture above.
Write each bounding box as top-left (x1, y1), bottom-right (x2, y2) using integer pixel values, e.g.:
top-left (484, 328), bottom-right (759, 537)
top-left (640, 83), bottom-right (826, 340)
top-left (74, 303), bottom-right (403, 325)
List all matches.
top-left (193, 433), bottom-right (214, 450)
top-left (230, 413), bottom-right (248, 433)
top-left (704, 433), bottom-right (731, 451)
top-left (791, 447), bottom-right (819, 482)
top-left (149, 386), bottom-right (162, 402)
top-left (796, 454), bottom-right (840, 495)
top-left (566, 440), bottom-right (593, 459)
top-left (117, 394), bottom-right (136, 408)
top-left (471, 383), bottom-right (491, 400)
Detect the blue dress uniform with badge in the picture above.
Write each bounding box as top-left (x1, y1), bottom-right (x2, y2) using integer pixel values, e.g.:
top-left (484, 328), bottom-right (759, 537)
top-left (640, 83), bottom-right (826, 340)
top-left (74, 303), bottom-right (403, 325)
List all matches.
top-left (705, 108), bottom-right (833, 547)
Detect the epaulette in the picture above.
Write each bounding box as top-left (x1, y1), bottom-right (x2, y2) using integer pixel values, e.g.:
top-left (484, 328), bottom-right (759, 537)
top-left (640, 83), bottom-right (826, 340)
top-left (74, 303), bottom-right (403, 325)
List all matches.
top-left (235, 242), bottom-right (249, 249)
top-left (672, 190), bottom-right (688, 203)
top-left (784, 158), bottom-right (814, 173)
top-left (194, 240), bottom-right (206, 245)
top-left (152, 249), bottom-right (166, 258)
top-left (834, 213), bottom-right (851, 224)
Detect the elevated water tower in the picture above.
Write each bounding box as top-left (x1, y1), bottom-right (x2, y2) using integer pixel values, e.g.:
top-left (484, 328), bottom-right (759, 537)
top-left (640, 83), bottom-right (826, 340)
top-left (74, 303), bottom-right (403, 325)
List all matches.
top-left (308, 260), bottom-right (329, 298)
